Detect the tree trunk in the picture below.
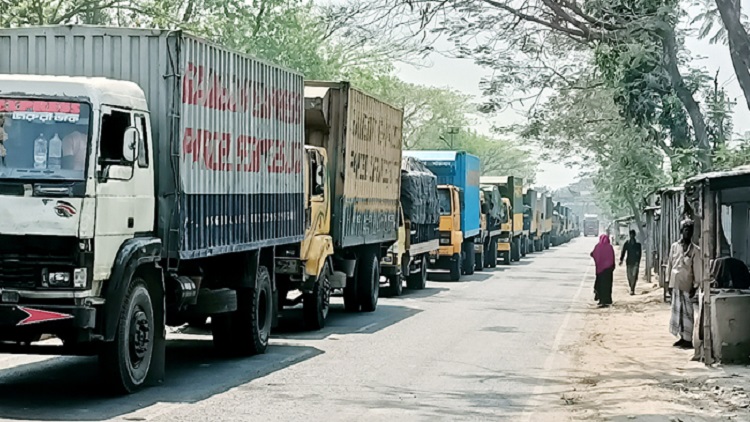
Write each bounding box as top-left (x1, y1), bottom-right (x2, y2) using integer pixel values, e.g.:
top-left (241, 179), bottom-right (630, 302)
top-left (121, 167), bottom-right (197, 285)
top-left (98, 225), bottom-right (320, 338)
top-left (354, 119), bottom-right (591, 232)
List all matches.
top-left (626, 192), bottom-right (647, 243)
top-left (660, 27), bottom-right (711, 169)
top-left (715, 0), bottom-right (750, 112)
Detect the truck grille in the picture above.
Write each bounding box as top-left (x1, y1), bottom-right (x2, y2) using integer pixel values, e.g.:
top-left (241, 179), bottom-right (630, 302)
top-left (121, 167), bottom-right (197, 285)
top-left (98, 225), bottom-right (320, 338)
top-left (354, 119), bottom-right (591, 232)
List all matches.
top-left (0, 256), bottom-right (38, 289)
top-left (0, 235), bottom-right (78, 289)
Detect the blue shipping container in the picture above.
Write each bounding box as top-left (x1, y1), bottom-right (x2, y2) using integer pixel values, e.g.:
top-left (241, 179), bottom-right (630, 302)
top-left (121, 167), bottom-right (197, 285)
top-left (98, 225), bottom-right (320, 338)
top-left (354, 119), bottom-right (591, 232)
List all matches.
top-left (402, 151), bottom-right (481, 239)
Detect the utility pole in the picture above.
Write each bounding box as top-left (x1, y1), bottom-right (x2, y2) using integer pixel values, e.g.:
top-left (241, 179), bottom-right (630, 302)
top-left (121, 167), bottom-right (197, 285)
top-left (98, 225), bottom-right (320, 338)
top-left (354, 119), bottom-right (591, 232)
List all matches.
top-left (447, 127), bottom-right (459, 149)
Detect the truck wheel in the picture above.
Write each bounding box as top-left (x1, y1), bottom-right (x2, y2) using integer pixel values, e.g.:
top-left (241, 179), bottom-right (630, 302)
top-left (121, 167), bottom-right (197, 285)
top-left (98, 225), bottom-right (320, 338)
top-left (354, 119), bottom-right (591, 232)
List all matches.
top-left (503, 251), bottom-right (511, 265)
top-left (406, 259), bottom-right (427, 290)
top-left (212, 265), bottom-right (273, 356)
top-left (449, 254), bottom-right (461, 281)
top-left (511, 239), bottom-right (520, 262)
top-left (474, 248), bottom-right (485, 272)
top-left (100, 277), bottom-right (154, 394)
top-left (343, 276), bottom-right (359, 312)
top-left (388, 275), bottom-right (403, 297)
top-left (303, 262), bottom-right (331, 331)
top-left (462, 242), bottom-right (475, 276)
top-left (545, 236), bottom-right (550, 250)
top-left (521, 237), bottom-right (527, 257)
top-left (488, 240), bottom-right (498, 268)
top-left (357, 251), bottom-right (380, 312)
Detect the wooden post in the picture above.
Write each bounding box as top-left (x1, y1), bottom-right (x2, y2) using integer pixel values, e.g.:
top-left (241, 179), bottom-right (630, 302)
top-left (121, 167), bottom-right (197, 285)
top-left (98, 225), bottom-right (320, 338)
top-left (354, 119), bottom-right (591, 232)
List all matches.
top-left (702, 184), bottom-right (715, 365)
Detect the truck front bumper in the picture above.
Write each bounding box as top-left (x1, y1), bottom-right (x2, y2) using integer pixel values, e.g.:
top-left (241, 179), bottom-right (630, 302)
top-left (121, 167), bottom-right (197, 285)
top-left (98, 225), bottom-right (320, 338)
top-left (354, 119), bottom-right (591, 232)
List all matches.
top-left (497, 242), bottom-right (511, 252)
top-left (0, 304), bottom-right (96, 331)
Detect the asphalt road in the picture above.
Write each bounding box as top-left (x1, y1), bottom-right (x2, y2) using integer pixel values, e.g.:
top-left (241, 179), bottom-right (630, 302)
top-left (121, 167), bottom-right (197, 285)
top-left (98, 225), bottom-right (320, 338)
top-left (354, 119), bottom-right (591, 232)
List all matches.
top-left (0, 237), bottom-right (596, 421)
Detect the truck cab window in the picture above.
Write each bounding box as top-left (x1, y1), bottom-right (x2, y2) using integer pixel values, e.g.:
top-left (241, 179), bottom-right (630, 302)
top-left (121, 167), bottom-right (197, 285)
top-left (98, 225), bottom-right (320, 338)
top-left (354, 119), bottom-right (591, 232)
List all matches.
top-left (136, 114), bottom-right (149, 168)
top-left (311, 152), bottom-right (325, 196)
top-left (100, 110), bottom-right (131, 164)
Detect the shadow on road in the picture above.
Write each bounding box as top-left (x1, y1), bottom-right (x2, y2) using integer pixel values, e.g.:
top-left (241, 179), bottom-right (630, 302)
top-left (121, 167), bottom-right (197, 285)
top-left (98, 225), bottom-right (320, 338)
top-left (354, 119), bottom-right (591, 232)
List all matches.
top-left (0, 340), bottom-right (321, 421)
top-left (428, 271), bottom-right (494, 283)
top-left (273, 303), bottom-right (422, 340)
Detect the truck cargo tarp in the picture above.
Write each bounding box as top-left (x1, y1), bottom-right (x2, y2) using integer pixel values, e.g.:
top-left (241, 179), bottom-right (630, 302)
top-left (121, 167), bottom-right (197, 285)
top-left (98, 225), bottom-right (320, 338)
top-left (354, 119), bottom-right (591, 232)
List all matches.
top-left (400, 156), bottom-right (440, 225)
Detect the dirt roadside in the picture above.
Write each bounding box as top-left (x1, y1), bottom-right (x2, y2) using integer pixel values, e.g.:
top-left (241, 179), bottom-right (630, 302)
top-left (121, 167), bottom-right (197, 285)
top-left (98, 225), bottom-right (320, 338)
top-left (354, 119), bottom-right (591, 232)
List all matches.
top-left (534, 266), bottom-right (750, 421)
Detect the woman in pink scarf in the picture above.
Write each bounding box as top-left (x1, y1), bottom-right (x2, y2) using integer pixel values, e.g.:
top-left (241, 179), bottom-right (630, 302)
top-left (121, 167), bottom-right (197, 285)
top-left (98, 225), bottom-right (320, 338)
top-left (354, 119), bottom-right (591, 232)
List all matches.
top-left (591, 234), bottom-right (615, 307)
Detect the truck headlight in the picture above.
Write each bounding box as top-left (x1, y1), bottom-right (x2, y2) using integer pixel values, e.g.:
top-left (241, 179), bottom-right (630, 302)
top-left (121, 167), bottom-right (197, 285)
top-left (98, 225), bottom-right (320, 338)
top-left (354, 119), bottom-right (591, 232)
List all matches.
top-left (439, 237), bottom-right (450, 245)
top-left (49, 272), bottom-right (71, 287)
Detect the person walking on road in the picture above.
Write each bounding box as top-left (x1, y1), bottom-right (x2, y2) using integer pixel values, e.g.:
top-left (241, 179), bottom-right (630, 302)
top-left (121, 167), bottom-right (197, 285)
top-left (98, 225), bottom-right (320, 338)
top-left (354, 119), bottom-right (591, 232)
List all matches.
top-left (620, 229), bottom-right (642, 295)
top-left (591, 234), bottom-right (615, 308)
top-left (667, 220), bottom-right (701, 349)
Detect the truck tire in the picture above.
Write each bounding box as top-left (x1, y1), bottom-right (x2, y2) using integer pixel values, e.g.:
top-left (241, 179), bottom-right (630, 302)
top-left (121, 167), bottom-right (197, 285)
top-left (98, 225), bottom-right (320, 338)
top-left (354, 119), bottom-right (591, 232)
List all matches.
top-left (488, 239), bottom-right (498, 268)
top-left (99, 277), bottom-right (155, 394)
top-left (357, 252), bottom-right (380, 312)
top-left (521, 237), bottom-right (527, 257)
top-left (387, 275), bottom-right (403, 297)
top-left (212, 265), bottom-right (273, 356)
top-left (511, 238), bottom-right (520, 262)
top-left (474, 247), bottom-right (485, 272)
top-left (343, 276), bottom-right (359, 312)
top-left (503, 251), bottom-right (511, 265)
top-left (449, 254), bottom-right (461, 281)
top-left (462, 241), bottom-right (475, 276)
top-left (406, 258), bottom-right (427, 290)
top-left (544, 236), bottom-right (550, 250)
top-left (303, 262), bottom-right (331, 330)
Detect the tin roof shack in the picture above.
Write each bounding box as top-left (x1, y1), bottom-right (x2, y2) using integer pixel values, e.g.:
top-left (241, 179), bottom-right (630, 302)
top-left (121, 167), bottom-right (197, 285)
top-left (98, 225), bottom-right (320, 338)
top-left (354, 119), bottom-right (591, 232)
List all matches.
top-left (656, 187), bottom-right (686, 302)
top-left (643, 205), bottom-right (660, 285)
top-left (685, 166), bottom-right (750, 364)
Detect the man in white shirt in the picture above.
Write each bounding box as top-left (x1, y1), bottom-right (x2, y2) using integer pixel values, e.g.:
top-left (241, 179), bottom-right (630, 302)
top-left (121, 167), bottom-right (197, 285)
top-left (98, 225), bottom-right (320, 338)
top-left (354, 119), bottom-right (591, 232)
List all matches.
top-left (666, 220), bottom-right (701, 349)
top-left (62, 130), bottom-right (87, 171)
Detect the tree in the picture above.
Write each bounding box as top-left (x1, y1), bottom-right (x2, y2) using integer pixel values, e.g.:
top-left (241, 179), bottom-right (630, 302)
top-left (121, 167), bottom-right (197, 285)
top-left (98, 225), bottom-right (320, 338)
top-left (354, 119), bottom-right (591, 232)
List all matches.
top-left (341, 0), bottom-right (713, 169)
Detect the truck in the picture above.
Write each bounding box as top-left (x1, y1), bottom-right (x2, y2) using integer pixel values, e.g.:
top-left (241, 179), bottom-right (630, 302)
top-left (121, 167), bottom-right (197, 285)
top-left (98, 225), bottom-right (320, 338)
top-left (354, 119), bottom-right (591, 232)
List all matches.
top-left (404, 151), bottom-right (481, 281)
top-left (540, 194), bottom-right (554, 249)
top-left (523, 187), bottom-right (539, 253)
top-left (0, 26), bottom-right (306, 393)
top-left (478, 184), bottom-right (505, 268)
top-left (481, 176), bottom-right (524, 262)
top-left (276, 81), bottom-right (402, 327)
top-left (583, 214), bottom-right (600, 237)
top-left (381, 156), bottom-right (439, 296)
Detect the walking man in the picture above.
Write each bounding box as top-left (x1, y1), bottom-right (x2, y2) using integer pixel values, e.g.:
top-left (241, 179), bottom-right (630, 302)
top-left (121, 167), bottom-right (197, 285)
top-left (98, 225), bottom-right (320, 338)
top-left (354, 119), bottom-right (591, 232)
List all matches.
top-left (667, 220), bottom-right (701, 349)
top-left (619, 229), bottom-right (642, 295)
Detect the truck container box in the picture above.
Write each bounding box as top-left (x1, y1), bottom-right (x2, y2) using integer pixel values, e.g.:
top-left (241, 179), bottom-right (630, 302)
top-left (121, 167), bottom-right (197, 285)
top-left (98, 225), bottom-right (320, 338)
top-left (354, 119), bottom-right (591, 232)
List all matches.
top-left (0, 26), bottom-right (306, 260)
top-left (401, 156), bottom-right (440, 245)
top-left (403, 151), bottom-right (481, 239)
top-left (304, 81), bottom-right (403, 249)
top-left (481, 176), bottom-right (524, 237)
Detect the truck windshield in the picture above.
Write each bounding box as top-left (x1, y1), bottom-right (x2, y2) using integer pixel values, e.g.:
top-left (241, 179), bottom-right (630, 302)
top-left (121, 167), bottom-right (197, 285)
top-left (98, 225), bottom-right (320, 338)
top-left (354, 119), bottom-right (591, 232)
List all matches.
top-left (438, 189), bottom-right (452, 216)
top-left (0, 99), bottom-right (91, 180)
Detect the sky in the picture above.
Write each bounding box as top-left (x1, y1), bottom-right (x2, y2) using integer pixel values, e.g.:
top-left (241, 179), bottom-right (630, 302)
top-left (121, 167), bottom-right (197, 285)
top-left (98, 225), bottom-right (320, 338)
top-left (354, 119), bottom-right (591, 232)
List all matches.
top-left (390, 6), bottom-right (750, 190)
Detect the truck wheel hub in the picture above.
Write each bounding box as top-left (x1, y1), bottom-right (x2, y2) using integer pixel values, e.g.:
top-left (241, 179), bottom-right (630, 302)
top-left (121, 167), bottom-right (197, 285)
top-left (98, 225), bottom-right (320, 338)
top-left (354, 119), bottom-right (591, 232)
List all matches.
top-left (130, 309), bottom-right (151, 362)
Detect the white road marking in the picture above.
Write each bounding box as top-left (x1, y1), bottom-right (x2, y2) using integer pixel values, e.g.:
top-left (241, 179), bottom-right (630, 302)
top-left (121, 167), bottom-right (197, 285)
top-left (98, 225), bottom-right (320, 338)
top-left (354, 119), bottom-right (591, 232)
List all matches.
top-left (521, 261), bottom-right (592, 422)
top-left (355, 322), bottom-right (378, 333)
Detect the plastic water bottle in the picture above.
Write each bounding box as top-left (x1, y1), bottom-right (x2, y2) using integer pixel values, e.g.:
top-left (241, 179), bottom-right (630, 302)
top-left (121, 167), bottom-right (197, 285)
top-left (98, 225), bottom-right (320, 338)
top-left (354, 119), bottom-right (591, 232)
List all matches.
top-left (34, 134), bottom-right (48, 170)
top-left (48, 133), bottom-right (62, 170)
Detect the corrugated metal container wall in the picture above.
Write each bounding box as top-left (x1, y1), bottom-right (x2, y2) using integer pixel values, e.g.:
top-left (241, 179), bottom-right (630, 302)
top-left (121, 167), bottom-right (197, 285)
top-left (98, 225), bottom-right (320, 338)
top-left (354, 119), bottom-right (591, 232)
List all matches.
top-left (658, 189), bottom-right (685, 289)
top-left (340, 88), bottom-right (403, 247)
top-left (0, 26), bottom-right (305, 260)
top-left (403, 151), bottom-right (480, 239)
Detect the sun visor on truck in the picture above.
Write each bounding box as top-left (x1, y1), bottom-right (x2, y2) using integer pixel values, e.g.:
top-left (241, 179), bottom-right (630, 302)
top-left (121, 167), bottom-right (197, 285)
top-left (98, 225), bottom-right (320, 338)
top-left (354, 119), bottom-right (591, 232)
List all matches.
top-left (400, 156), bottom-right (440, 225)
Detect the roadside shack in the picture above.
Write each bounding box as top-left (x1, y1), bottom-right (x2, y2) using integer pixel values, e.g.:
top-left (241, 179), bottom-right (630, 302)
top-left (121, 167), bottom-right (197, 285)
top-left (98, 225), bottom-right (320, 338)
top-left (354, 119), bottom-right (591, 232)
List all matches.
top-left (684, 166), bottom-right (750, 364)
top-left (657, 187), bottom-right (685, 302)
top-left (643, 205), bottom-right (660, 286)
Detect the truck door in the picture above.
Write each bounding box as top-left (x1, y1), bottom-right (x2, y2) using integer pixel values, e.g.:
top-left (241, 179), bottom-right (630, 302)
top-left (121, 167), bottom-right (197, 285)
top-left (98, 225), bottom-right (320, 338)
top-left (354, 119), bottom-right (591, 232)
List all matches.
top-left (94, 107), bottom-right (155, 280)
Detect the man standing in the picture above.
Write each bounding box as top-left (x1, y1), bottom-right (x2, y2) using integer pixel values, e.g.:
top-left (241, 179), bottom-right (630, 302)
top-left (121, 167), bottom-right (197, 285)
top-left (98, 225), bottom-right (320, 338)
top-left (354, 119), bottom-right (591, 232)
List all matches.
top-left (667, 220), bottom-right (701, 349)
top-left (619, 229), bottom-right (642, 295)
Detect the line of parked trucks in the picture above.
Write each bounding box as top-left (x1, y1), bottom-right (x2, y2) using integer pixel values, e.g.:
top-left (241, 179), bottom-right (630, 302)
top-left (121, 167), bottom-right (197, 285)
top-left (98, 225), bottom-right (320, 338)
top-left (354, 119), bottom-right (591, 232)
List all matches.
top-left (0, 26), bottom-right (581, 394)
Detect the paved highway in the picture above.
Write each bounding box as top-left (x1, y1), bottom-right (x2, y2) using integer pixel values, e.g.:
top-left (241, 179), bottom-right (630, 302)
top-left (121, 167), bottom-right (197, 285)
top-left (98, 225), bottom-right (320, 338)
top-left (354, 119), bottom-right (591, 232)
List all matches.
top-left (0, 238), bottom-right (595, 421)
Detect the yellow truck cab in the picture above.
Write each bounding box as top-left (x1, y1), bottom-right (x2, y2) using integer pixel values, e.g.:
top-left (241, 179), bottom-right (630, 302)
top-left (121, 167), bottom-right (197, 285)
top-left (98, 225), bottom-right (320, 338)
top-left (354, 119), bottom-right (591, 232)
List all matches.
top-left (438, 184), bottom-right (464, 279)
top-left (498, 198), bottom-right (513, 264)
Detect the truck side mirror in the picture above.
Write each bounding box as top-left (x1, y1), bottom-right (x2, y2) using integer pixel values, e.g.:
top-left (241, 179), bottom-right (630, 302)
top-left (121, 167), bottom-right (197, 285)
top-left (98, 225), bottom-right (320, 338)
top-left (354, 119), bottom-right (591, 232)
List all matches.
top-left (122, 127), bottom-right (140, 163)
top-left (481, 202), bottom-right (490, 214)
